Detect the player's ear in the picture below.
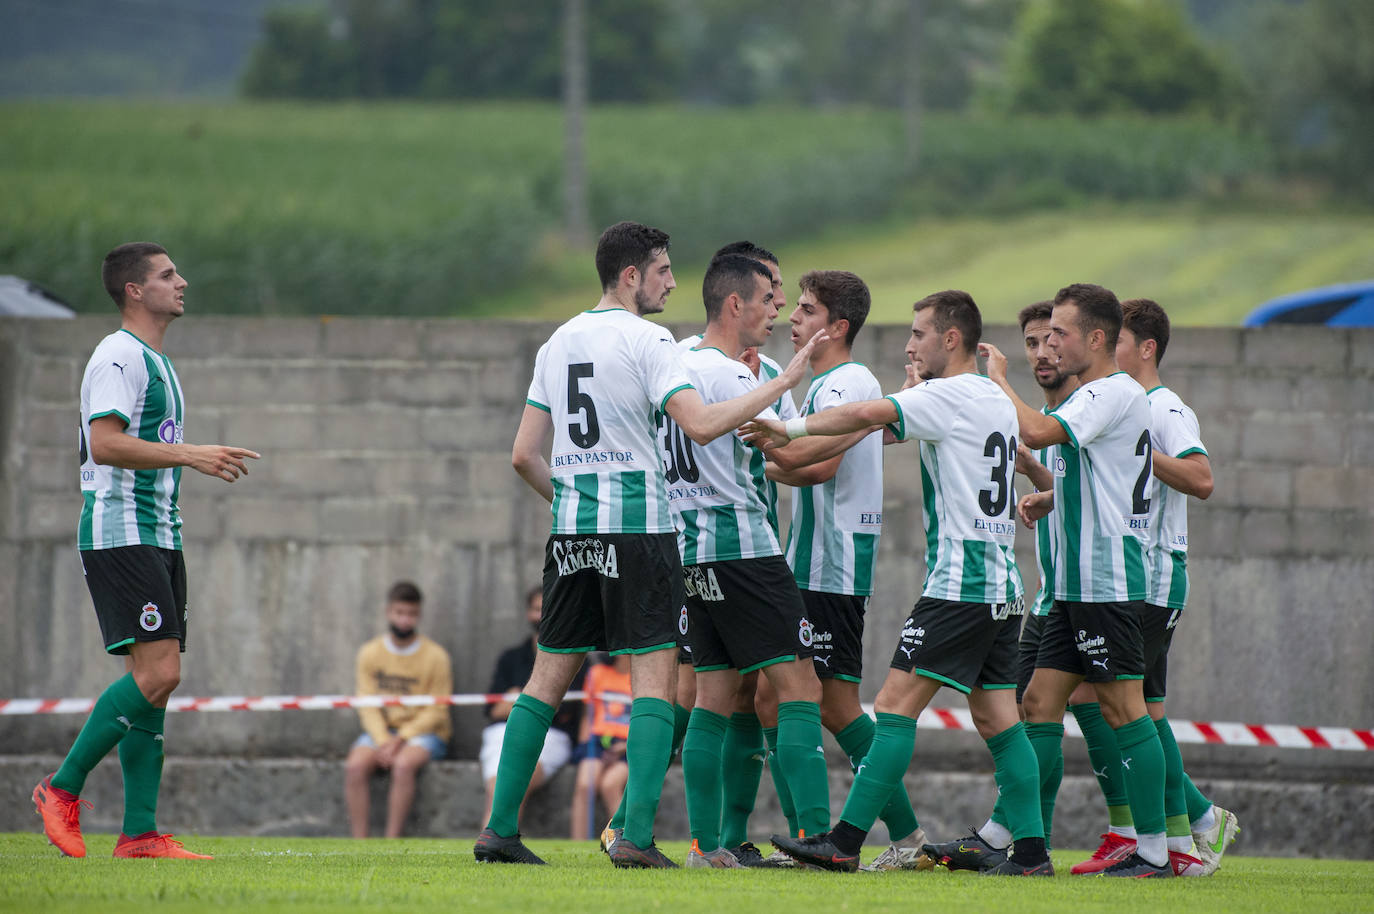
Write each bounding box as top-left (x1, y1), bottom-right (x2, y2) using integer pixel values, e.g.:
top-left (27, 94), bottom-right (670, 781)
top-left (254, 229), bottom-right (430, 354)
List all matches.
top-left (619, 264), bottom-right (638, 289)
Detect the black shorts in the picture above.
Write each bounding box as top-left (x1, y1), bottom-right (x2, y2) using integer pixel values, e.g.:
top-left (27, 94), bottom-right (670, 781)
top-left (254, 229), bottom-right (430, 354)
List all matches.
top-left (1035, 600), bottom-right (1146, 683)
top-left (540, 533), bottom-right (682, 655)
top-left (80, 546), bottom-right (187, 655)
top-left (685, 556), bottom-right (812, 674)
top-left (1016, 613), bottom-right (1048, 704)
top-left (678, 605), bottom-right (693, 664)
top-left (889, 596), bottom-right (1023, 694)
top-left (1140, 603), bottom-right (1179, 702)
top-left (801, 590), bottom-right (866, 682)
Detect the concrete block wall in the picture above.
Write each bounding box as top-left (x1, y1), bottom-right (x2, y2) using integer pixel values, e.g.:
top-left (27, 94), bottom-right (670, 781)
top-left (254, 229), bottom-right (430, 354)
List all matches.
top-left (1, 317), bottom-right (1371, 776)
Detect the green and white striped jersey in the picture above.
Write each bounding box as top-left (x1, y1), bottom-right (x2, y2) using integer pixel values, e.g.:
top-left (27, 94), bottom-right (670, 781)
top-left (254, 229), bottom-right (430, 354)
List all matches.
top-left (526, 308), bottom-right (694, 535)
top-left (78, 329), bottom-right (185, 551)
top-left (786, 362), bottom-right (883, 596)
top-left (664, 346), bottom-right (782, 564)
top-left (885, 373), bottom-right (1024, 604)
top-left (1047, 372), bottom-right (1154, 603)
top-left (676, 333), bottom-right (795, 534)
top-left (1030, 411), bottom-right (1060, 617)
top-left (1144, 386), bottom-right (1207, 609)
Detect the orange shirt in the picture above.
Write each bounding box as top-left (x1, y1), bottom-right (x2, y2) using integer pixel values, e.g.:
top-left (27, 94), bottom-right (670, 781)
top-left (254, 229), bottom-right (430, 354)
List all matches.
top-left (585, 663), bottom-right (632, 740)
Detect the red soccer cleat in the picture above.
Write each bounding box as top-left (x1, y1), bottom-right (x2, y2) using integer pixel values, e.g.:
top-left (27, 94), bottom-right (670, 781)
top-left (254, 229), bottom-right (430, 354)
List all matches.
top-left (113, 832), bottom-right (214, 860)
top-left (1070, 832), bottom-right (1136, 875)
top-left (33, 774), bottom-right (90, 858)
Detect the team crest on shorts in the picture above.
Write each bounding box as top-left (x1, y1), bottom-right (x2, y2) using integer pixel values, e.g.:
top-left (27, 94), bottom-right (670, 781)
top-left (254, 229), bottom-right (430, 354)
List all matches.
top-left (798, 617), bottom-right (814, 648)
top-left (139, 602), bottom-right (163, 632)
top-left (679, 606), bottom-right (690, 636)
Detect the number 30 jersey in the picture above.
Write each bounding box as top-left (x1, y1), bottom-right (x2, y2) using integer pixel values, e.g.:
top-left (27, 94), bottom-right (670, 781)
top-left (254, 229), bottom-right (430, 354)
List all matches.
top-left (525, 308), bottom-right (693, 535)
top-left (885, 372), bottom-right (1024, 605)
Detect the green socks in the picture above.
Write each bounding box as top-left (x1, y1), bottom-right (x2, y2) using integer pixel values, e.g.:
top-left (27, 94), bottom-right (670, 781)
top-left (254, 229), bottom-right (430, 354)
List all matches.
top-left (486, 693), bottom-right (555, 837)
top-left (672, 702), bottom-right (692, 756)
top-left (837, 713), bottom-right (916, 837)
top-left (1153, 716), bottom-right (1193, 841)
top-left (987, 722), bottom-right (1044, 842)
top-left (622, 697), bottom-right (676, 849)
top-left (117, 708), bottom-right (165, 837)
top-left (53, 673), bottom-right (155, 796)
top-left (1114, 715), bottom-right (1167, 841)
top-left (834, 714), bottom-right (921, 841)
top-left (719, 712), bottom-right (766, 848)
top-left (763, 726), bottom-right (800, 836)
top-left (1071, 702), bottom-right (1130, 809)
top-left (776, 701), bottom-right (830, 836)
top-left (1183, 773), bottom-right (1213, 826)
top-left (1024, 720), bottom-right (1065, 845)
top-left (682, 708), bottom-right (729, 850)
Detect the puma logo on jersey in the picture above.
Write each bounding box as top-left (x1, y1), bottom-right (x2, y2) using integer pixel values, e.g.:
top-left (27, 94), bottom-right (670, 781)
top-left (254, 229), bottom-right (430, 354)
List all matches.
top-left (829, 387), bottom-right (846, 399)
top-left (1169, 408), bottom-right (1185, 416)
top-left (1087, 389), bottom-right (1098, 399)
top-left (112, 361), bottom-right (127, 374)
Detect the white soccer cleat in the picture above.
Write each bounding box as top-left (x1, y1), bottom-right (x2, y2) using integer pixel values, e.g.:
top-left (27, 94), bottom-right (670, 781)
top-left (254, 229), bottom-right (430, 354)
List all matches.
top-left (1192, 806), bottom-right (1240, 876)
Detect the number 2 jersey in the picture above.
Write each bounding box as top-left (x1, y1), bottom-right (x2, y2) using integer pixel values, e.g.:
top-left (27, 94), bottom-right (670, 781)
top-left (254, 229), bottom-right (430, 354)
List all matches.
top-left (665, 346), bottom-right (782, 565)
top-left (1046, 371), bottom-right (1154, 603)
top-left (525, 308), bottom-right (693, 535)
top-left (79, 329), bottom-right (186, 551)
top-left (885, 372), bottom-right (1024, 605)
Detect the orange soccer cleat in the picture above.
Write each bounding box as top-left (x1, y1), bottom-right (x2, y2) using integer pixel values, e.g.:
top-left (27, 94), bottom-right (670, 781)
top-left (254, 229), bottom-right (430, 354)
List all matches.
top-left (113, 832), bottom-right (214, 860)
top-left (33, 774), bottom-right (91, 858)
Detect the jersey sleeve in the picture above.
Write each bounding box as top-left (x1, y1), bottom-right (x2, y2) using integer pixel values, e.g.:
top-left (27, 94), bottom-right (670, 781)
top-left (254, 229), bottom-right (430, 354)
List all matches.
top-left (639, 328), bottom-right (694, 412)
top-left (883, 380), bottom-right (952, 444)
top-left (1152, 397), bottom-right (1207, 459)
top-left (1051, 377), bottom-right (1134, 449)
top-left (86, 348), bottom-right (146, 427)
top-left (525, 342), bottom-right (551, 412)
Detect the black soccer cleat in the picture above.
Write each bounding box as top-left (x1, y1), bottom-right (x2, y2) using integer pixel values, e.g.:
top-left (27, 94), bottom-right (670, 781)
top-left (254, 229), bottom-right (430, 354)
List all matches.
top-left (921, 829), bottom-right (1008, 872)
top-left (473, 827), bottom-right (547, 865)
top-left (608, 838), bottom-right (680, 869)
top-left (728, 841), bottom-right (792, 868)
top-left (770, 832), bottom-right (859, 873)
top-left (1099, 852), bottom-right (1174, 878)
top-left (981, 857), bottom-right (1055, 877)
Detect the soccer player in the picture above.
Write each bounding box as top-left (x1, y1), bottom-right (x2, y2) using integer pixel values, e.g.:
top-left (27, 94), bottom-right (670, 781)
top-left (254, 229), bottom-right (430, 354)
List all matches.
top-left (921, 300), bottom-right (1080, 873)
top-left (984, 282), bottom-right (1173, 877)
top-left (746, 290), bottom-right (1050, 875)
top-left (33, 242), bottom-right (259, 860)
top-left (473, 221), bottom-right (824, 868)
top-left (1095, 298), bottom-right (1237, 875)
top-left (668, 254), bottom-right (831, 868)
top-left (760, 270), bottom-right (928, 869)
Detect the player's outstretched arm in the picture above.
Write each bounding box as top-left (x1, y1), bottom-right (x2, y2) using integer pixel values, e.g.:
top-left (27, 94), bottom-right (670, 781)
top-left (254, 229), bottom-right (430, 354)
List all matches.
top-left (89, 415), bottom-right (259, 482)
top-left (511, 404), bottom-right (555, 503)
top-left (1015, 442), bottom-right (1054, 491)
top-left (978, 342), bottom-right (1066, 449)
top-left (1152, 451), bottom-right (1214, 500)
top-left (667, 330), bottom-right (830, 445)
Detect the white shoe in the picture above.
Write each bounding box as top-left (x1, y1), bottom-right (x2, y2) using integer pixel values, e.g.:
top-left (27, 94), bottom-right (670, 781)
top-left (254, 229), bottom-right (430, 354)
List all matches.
top-left (1192, 806), bottom-right (1239, 876)
top-left (859, 828), bottom-right (933, 872)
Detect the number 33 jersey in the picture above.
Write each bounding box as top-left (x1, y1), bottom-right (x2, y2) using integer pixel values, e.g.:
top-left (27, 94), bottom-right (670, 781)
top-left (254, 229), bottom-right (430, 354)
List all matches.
top-left (885, 372), bottom-right (1024, 605)
top-left (525, 308), bottom-right (693, 536)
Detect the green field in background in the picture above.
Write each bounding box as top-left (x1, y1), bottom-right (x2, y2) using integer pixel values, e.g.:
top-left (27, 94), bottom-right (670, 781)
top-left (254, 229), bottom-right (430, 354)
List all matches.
top-left (1, 834), bottom-right (1370, 914)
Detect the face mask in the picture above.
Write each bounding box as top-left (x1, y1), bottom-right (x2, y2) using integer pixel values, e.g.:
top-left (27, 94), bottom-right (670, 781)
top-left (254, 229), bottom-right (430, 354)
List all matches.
top-left (389, 623), bottom-right (416, 641)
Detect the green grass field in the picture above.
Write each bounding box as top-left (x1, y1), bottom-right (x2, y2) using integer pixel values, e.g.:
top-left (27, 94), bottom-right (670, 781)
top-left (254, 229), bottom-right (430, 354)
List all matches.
top-left (1, 834), bottom-right (1370, 914)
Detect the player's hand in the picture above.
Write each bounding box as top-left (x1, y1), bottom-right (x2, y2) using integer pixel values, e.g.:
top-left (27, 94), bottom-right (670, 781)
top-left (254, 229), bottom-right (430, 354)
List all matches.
top-left (1018, 490), bottom-right (1053, 528)
top-left (900, 362), bottom-right (919, 390)
top-left (1014, 442), bottom-right (1037, 477)
top-left (978, 343), bottom-right (1009, 385)
top-left (738, 346), bottom-right (762, 377)
top-left (739, 417), bottom-right (789, 450)
top-left (882, 428), bottom-right (898, 445)
top-left (780, 330), bottom-right (829, 386)
top-left (185, 444), bottom-right (260, 482)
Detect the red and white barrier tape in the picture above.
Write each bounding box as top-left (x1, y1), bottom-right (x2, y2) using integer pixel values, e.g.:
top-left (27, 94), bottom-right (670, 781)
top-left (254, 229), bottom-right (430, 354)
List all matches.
top-left (1, 692), bottom-right (1369, 751)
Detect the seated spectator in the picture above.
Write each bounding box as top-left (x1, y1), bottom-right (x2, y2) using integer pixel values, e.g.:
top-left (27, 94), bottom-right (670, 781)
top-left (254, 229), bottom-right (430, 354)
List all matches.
top-left (480, 586), bottom-right (585, 829)
top-left (570, 653), bottom-right (632, 839)
top-left (344, 581), bottom-right (452, 838)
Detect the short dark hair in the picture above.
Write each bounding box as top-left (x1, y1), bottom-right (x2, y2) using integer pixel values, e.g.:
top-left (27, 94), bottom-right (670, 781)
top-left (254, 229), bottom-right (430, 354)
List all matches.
top-left (913, 289), bottom-right (982, 353)
top-left (1121, 298), bottom-right (1171, 365)
top-left (101, 242), bottom-right (167, 309)
top-left (524, 585), bottom-right (542, 609)
top-left (386, 580), bottom-right (423, 605)
top-left (1054, 282), bottom-right (1122, 350)
top-left (797, 270), bottom-right (870, 347)
top-left (702, 254), bottom-right (773, 323)
top-left (712, 239), bottom-right (779, 267)
top-left (595, 221), bottom-right (670, 292)
top-left (1017, 300), bottom-right (1054, 332)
